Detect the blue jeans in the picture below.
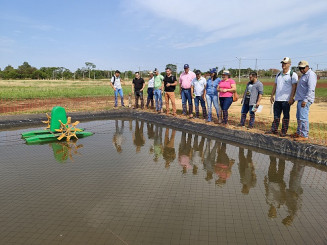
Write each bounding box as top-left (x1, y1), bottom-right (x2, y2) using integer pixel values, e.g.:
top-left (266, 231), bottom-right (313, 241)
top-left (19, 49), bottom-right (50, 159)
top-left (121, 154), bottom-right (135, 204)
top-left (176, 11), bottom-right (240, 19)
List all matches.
top-left (296, 100), bottom-right (311, 137)
top-left (240, 103), bottom-right (255, 127)
top-left (147, 87), bottom-right (154, 100)
top-left (271, 101), bottom-right (291, 133)
top-left (206, 94), bottom-right (219, 121)
top-left (181, 88), bottom-right (193, 115)
top-left (114, 88), bottom-right (124, 107)
top-left (219, 97), bottom-right (233, 124)
top-left (194, 96), bottom-right (207, 118)
top-left (154, 89), bottom-right (162, 111)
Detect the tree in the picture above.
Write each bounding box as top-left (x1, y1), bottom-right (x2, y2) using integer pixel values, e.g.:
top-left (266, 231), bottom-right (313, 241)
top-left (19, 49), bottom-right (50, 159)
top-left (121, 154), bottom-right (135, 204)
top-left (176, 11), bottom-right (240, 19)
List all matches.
top-left (2, 65), bottom-right (19, 79)
top-left (165, 64), bottom-right (177, 73)
top-left (85, 62), bottom-right (96, 79)
top-left (17, 62), bottom-right (36, 79)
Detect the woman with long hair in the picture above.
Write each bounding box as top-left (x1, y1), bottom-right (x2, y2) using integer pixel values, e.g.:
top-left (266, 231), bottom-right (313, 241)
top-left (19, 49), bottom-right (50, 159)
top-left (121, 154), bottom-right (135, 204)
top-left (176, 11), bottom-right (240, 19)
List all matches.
top-left (205, 68), bottom-right (221, 122)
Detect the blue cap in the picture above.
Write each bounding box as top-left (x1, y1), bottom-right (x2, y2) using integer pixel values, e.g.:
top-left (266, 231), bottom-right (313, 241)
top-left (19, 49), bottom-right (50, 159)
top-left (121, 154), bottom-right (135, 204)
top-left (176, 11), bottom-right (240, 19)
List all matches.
top-left (210, 68), bottom-right (217, 73)
top-left (184, 64), bottom-right (189, 69)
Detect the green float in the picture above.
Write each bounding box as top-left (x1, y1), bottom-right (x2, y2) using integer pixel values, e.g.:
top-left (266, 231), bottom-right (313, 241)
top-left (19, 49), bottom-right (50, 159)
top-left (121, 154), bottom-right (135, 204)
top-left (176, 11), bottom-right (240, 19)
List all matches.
top-left (22, 106), bottom-right (93, 144)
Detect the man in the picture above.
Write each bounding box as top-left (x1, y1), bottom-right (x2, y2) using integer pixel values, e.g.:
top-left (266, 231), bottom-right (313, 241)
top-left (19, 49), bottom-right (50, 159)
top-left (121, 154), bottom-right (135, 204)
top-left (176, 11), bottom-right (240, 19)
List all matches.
top-left (132, 72), bottom-right (145, 109)
top-left (179, 64), bottom-right (196, 117)
top-left (191, 70), bottom-right (207, 119)
top-left (293, 60), bottom-right (317, 141)
top-left (110, 70), bottom-right (125, 107)
top-left (146, 71), bottom-right (154, 109)
top-left (267, 57), bottom-right (298, 136)
top-left (239, 72), bottom-right (263, 128)
top-left (163, 67), bottom-right (177, 115)
top-left (153, 68), bottom-right (164, 113)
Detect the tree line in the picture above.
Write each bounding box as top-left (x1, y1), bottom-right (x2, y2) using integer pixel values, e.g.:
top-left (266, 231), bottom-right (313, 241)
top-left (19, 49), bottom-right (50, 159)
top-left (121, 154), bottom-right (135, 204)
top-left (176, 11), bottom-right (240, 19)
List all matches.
top-left (0, 61), bottom-right (285, 80)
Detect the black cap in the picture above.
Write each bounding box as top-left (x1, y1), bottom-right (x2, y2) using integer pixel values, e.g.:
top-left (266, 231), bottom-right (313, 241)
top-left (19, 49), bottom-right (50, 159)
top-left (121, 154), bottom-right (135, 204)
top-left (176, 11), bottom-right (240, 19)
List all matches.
top-left (195, 70), bottom-right (201, 75)
top-left (115, 70), bottom-right (120, 74)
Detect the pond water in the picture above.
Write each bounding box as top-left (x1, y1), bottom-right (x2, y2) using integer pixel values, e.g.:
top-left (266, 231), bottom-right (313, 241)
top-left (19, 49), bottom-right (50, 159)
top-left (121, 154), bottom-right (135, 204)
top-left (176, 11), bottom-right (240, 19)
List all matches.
top-left (0, 119), bottom-right (326, 245)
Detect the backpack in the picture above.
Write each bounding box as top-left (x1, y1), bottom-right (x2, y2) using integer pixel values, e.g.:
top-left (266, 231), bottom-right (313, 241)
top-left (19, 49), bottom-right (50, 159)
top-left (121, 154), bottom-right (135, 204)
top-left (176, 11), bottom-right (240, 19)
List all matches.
top-left (112, 76), bottom-right (116, 85)
top-left (277, 70), bottom-right (294, 82)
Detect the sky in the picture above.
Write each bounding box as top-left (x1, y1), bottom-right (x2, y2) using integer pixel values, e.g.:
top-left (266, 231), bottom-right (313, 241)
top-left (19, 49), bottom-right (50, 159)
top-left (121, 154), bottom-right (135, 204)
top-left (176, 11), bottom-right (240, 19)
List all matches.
top-left (1, 0), bottom-right (327, 72)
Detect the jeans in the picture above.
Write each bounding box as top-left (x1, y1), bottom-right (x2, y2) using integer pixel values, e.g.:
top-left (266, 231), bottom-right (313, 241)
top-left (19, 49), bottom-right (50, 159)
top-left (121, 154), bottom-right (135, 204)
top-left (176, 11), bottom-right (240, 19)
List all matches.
top-left (147, 87), bottom-right (154, 100)
top-left (194, 96), bottom-right (207, 118)
top-left (240, 103), bottom-right (255, 127)
top-left (271, 101), bottom-right (291, 133)
top-left (114, 88), bottom-right (124, 107)
top-left (134, 90), bottom-right (144, 109)
top-left (219, 97), bottom-right (233, 124)
top-left (296, 100), bottom-right (311, 137)
top-left (206, 94), bottom-right (219, 121)
top-left (154, 89), bottom-right (162, 111)
top-left (181, 88), bottom-right (193, 115)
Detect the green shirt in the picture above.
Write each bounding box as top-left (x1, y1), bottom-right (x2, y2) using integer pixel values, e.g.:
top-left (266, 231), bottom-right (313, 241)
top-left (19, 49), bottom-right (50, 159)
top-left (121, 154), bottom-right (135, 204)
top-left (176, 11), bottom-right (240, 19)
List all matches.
top-left (154, 75), bottom-right (164, 89)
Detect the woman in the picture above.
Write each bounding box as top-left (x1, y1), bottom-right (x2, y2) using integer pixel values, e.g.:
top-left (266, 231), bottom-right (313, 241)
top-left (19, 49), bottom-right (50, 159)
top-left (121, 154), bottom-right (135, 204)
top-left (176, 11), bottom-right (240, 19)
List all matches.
top-left (218, 70), bottom-right (236, 124)
top-left (205, 68), bottom-right (221, 122)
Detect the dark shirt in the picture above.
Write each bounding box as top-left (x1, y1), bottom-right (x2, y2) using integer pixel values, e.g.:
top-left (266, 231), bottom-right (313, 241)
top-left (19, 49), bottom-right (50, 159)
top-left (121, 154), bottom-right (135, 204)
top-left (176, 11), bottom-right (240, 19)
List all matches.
top-left (163, 75), bottom-right (177, 92)
top-left (133, 78), bottom-right (145, 91)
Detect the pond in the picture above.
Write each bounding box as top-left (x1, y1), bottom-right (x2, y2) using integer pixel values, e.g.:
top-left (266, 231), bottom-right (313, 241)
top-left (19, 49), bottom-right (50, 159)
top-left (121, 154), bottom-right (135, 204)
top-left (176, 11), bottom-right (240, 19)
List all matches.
top-left (0, 119), bottom-right (326, 245)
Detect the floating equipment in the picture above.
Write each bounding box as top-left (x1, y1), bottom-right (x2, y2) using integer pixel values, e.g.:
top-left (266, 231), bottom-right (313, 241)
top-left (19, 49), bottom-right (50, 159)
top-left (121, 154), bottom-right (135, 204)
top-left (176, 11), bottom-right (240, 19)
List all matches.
top-left (22, 106), bottom-right (93, 144)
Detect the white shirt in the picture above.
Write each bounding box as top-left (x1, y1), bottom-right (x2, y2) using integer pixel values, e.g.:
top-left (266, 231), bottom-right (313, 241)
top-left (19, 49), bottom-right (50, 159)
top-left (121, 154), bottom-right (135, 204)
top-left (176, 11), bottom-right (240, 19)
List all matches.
top-left (111, 76), bottom-right (122, 89)
top-left (191, 77), bottom-right (206, 96)
top-left (275, 70), bottom-right (298, 101)
top-left (148, 77), bottom-right (154, 88)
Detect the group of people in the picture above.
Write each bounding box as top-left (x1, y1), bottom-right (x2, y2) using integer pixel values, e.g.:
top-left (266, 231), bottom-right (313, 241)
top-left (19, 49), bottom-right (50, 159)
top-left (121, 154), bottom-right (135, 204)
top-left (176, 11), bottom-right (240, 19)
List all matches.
top-left (110, 57), bottom-right (317, 141)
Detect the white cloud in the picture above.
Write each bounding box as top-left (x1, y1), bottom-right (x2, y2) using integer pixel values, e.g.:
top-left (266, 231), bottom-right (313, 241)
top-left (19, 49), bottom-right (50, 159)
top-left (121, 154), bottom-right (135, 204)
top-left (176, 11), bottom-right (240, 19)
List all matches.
top-left (130, 0), bottom-right (327, 48)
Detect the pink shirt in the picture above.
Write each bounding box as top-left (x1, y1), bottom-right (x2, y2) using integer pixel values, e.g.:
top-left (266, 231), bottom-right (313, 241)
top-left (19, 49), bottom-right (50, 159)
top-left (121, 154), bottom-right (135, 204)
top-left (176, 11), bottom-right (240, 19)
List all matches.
top-left (179, 71), bottom-right (196, 89)
top-left (219, 79), bottom-right (236, 97)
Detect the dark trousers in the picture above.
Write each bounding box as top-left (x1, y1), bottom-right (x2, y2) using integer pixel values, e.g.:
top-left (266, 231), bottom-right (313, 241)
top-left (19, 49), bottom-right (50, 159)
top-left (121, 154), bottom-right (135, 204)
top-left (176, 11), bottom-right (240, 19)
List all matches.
top-left (134, 90), bottom-right (144, 109)
top-left (219, 97), bottom-right (233, 124)
top-left (146, 88), bottom-right (154, 108)
top-left (240, 103), bottom-right (255, 127)
top-left (271, 101), bottom-right (290, 134)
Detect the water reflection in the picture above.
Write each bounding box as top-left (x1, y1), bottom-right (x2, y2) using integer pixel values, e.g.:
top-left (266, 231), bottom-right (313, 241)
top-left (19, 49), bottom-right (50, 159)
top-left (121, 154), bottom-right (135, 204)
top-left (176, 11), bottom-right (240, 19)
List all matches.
top-left (110, 119), bottom-right (320, 226)
top-left (50, 141), bottom-right (83, 163)
top-left (238, 148), bottom-right (256, 194)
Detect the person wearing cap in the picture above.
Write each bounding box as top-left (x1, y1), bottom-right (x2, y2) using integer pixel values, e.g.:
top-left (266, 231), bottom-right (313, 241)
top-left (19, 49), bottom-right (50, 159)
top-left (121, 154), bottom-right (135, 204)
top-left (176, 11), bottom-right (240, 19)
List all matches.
top-left (163, 67), bottom-right (177, 115)
top-left (205, 68), bottom-right (221, 122)
top-left (132, 72), bottom-right (145, 109)
top-left (239, 72), bottom-right (263, 128)
top-left (110, 70), bottom-right (125, 107)
top-left (146, 71), bottom-right (155, 109)
top-left (191, 70), bottom-right (207, 119)
top-left (179, 64), bottom-right (196, 118)
top-left (293, 61), bottom-right (317, 141)
top-left (266, 57), bottom-right (298, 136)
top-left (153, 68), bottom-right (164, 113)
top-left (218, 70), bottom-right (236, 125)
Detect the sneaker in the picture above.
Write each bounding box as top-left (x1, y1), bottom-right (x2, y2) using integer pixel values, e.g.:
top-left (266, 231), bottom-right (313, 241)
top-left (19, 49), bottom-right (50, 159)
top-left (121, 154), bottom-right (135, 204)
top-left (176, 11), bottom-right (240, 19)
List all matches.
top-left (290, 133), bottom-right (300, 138)
top-left (294, 136), bottom-right (309, 141)
top-left (279, 132), bottom-right (287, 137)
top-left (237, 123), bottom-right (245, 127)
top-left (265, 130), bottom-right (277, 135)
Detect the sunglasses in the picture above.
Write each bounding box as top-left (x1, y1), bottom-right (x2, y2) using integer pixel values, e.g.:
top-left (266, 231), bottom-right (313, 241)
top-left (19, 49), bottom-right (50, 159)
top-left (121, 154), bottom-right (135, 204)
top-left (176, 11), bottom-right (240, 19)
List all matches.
top-left (299, 67), bottom-right (306, 70)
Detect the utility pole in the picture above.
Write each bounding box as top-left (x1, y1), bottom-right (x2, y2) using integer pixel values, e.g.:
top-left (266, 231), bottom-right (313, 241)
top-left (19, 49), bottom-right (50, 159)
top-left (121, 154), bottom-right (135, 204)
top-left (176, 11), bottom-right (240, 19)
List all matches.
top-left (255, 58), bottom-right (258, 72)
top-left (236, 57), bottom-right (241, 82)
top-left (317, 64), bottom-right (319, 71)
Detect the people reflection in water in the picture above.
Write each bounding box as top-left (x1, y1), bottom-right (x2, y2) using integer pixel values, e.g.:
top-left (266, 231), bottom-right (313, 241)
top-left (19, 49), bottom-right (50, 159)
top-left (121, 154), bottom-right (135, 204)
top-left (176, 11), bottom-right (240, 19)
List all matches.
top-left (203, 139), bottom-right (219, 181)
top-left (133, 120), bottom-right (145, 153)
top-left (178, 132), bottom-right (193, 174)
top-left (147, 122), bottom-right (155, 154)
top-left (153, 125), bottom-right (163, 162)
top-left (264, 156), bottom-right (286, 219)
top-left (215, 142), bottom-right (234, 186)
top-left (282, 162), bottom-right (304, 226)
top-left (113, 120), bottom-right (125, 153)
top-left (163, 128), bottom-right (176, 168)
top-left (191, 135), bottom-right (205, 175)
top-left (238, 148), bottom-right (256, 194)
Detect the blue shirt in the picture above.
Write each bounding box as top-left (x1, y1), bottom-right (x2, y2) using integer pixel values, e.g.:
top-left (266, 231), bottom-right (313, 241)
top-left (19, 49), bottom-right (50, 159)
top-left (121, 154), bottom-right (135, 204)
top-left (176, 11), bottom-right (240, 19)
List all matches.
top-left (206, 78), bottom-right (221, 96)
top-left (295, 69), bottom-right (317, 103)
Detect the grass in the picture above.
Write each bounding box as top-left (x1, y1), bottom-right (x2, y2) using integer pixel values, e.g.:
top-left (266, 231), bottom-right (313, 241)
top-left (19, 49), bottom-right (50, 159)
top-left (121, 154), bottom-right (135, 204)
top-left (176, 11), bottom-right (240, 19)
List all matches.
top-left (0, 78), bottom-right (326, 100)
